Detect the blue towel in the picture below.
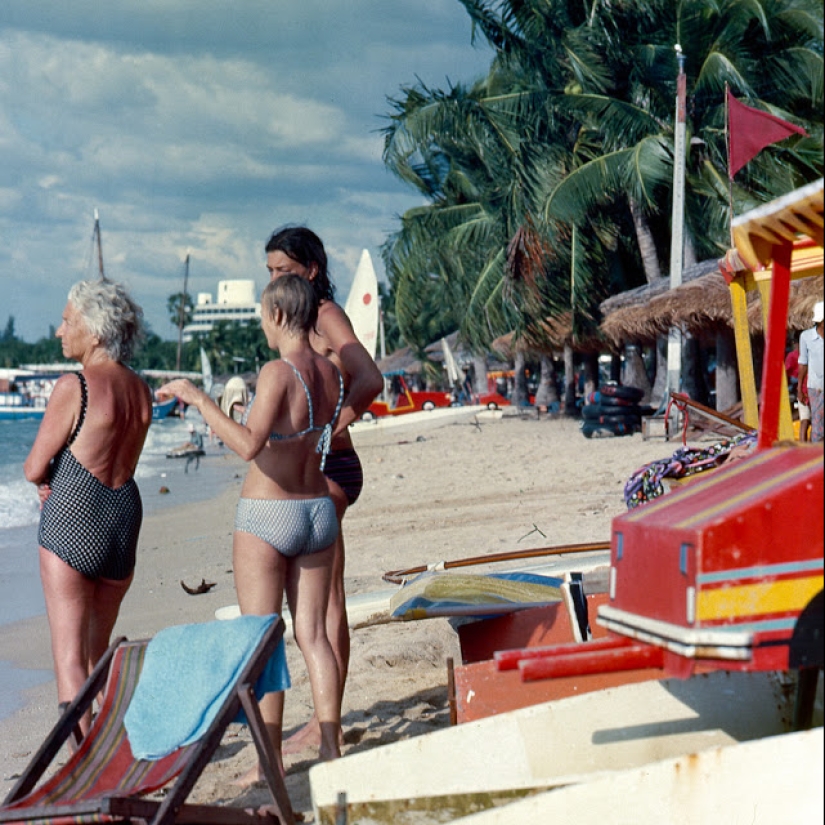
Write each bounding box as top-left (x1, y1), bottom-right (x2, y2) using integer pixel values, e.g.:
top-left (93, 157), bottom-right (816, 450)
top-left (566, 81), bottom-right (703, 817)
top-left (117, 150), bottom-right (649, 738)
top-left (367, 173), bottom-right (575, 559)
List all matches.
top-left (124, 614), bottom-right (290, 760)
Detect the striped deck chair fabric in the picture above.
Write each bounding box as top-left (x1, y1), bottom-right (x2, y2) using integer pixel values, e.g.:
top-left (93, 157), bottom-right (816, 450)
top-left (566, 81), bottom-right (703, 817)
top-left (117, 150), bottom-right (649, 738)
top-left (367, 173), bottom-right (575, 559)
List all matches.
top-left (0, 618), bottom-right (292, 825)
top-left (0, 642), bottom-right (196, 823)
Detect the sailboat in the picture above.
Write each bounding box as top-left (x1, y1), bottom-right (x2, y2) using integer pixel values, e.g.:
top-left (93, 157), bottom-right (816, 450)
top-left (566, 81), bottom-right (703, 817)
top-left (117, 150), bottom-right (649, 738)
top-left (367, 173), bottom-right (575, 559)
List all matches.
top-left (344, 249), bottom-right (380, 359)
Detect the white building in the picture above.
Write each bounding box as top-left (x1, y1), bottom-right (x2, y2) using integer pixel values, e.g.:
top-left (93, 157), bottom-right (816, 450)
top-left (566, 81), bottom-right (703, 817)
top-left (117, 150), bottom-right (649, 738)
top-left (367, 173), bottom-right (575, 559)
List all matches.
top-left (182, 279), bottom-right (261, 341)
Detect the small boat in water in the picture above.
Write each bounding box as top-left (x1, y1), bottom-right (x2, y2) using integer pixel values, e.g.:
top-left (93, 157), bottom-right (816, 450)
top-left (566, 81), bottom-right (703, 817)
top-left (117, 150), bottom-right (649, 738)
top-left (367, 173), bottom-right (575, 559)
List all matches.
top-left (0, 391), bottom-right (47, 421)
top-left (151, 397), bottom-right (178, 421)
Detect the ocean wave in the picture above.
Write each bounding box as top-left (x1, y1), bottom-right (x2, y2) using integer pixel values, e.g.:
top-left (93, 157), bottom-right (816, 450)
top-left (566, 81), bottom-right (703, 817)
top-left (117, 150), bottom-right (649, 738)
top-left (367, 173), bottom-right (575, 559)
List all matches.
top-left (0, 478), bottom-right (40, 530)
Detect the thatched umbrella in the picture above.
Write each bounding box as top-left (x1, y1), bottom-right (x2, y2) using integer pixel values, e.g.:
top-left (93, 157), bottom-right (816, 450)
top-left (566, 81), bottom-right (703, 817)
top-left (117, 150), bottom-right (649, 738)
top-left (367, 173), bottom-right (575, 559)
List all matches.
top-left (600, 259), bottom-right (823, 345)
top-left (375, 346), bottom-right (422, 375)
top-left (748, 275), bottom-right (824, 332)
top-left (492, 311), bottom-right (606, 358)
top-left (599, 259), bottom-right (723, 346)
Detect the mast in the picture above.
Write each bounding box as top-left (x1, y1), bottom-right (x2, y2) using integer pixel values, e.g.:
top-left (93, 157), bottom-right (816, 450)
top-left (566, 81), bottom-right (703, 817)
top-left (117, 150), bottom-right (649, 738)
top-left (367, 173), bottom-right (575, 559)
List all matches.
top-left (175, 253), bottom-right (190, 371)
top-left (667, 44), bottom-right (687, 399)
top-left (93, 209), bottom-right (105, 280)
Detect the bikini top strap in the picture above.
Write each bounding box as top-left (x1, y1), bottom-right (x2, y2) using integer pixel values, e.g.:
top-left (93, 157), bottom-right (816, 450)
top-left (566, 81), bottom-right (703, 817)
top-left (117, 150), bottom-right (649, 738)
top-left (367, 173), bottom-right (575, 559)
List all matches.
top-left (316, 367), bottom-right (345, 472)
top-left (280, 358), bottom-right (315, 430)
top-left (66, 372), bottom-right (88, 446)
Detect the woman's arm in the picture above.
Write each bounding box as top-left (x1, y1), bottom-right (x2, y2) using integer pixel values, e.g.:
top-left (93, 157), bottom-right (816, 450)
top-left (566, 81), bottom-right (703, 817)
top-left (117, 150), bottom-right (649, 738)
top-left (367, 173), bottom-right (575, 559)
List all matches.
top-left (318, 302), bottom-right (384, 432)
top-left (23, 374), bottom-right (80, 485)
top-left (158, 380), bottom-right (262, 461)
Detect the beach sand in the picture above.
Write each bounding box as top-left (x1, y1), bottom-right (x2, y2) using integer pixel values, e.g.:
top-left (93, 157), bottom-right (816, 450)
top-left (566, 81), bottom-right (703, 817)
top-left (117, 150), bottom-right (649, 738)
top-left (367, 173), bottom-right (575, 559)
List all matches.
top-left (0, 410), bottom-right (678, 818)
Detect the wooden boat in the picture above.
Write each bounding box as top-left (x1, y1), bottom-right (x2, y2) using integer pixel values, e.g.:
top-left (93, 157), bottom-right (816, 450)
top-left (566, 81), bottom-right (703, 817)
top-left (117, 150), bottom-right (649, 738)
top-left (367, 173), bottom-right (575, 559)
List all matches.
top-left (310, 668), bottom-right (806, 824)
top-left (445, 727), bottom-right (824, 825)
top-left (151, 397), bottom-right (177, 420)
top-left (165, 443), bottom-right (204, 459)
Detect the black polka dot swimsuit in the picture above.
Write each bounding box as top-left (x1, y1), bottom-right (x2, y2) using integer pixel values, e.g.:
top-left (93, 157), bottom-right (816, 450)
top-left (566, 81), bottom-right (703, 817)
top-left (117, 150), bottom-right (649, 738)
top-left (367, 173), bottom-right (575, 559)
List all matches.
top-left (38, 373), bottom-right (142, 580)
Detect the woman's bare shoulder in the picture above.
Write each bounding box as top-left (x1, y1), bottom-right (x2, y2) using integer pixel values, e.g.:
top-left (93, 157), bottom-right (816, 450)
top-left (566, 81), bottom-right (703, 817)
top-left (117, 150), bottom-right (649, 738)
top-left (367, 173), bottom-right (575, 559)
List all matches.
top-left (316, 300), bottom-right (358, 346)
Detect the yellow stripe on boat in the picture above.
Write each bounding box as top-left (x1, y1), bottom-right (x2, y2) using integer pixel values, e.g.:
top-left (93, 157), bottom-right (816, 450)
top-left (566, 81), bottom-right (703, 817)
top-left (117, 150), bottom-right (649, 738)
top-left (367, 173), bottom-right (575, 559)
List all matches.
top-left (697, 575), bottom-right (823, 622)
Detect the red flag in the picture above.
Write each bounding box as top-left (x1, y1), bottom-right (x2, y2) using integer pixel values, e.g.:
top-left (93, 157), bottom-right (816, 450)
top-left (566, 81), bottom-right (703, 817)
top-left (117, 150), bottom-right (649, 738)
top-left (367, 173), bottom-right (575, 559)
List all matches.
top-left (727, 90), bottom-right (807, 178)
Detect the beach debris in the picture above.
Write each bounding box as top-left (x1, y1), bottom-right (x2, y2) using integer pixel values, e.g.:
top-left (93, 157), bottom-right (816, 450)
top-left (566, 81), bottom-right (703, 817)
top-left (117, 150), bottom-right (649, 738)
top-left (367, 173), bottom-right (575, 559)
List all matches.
top-left (518, 523), bottom-right (547, 542)
top-left (180, 578), bottom-right (216, 595)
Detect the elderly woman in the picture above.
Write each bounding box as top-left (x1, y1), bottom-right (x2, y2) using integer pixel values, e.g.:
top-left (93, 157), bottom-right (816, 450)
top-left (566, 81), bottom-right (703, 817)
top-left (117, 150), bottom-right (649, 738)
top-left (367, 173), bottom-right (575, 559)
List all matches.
top-left (24, 279), bottom-right (152, 738)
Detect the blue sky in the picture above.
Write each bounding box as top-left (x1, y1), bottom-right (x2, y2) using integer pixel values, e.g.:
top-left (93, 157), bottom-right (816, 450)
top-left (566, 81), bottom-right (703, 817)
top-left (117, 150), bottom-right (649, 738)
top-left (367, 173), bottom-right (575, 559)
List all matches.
top-left (0, 1), bottom-right (494, 343)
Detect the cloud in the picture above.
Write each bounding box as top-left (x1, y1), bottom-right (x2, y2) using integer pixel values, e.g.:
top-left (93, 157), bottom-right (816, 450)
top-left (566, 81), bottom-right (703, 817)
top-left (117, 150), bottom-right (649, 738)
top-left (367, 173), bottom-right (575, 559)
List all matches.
top-left (0, 1), bottom-right (493, 342)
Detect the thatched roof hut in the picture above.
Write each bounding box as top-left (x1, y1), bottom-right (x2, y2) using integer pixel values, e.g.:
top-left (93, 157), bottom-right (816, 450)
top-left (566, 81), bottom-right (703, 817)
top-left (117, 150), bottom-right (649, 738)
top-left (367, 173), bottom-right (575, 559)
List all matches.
top-left (600, 258), bottom-right (823, 347)
top-left (492, 311), bottom-right (606, 359)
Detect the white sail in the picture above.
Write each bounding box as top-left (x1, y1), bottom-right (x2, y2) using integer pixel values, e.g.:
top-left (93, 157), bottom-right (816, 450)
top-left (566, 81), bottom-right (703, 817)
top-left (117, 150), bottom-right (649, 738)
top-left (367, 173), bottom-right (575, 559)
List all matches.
top-left (344, 249), bottom-right (380, 360)
top-left (441, 337), bottom-right (460, 385)
top-left (200, 347), bottom-right (213, 396)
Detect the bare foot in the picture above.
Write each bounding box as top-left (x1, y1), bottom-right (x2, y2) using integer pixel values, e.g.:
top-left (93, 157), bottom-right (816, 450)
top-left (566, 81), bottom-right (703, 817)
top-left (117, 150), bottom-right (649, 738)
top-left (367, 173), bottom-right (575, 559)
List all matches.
top-left (282, 719), bottom-right (321, 755)
top-left (233, 763), bottom-right (264, 788)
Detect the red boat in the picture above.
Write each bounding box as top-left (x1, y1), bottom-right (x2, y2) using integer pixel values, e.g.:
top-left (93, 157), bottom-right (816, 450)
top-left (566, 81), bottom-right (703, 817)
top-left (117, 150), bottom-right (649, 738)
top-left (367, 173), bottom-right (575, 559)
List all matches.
top-left (449, 180), bottom-right (824, 727)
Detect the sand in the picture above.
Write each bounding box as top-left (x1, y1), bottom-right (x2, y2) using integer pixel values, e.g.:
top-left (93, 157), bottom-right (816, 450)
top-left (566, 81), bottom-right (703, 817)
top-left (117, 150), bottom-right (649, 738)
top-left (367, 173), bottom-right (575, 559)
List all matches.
top-left (0, 409), bottom-right (677, 819)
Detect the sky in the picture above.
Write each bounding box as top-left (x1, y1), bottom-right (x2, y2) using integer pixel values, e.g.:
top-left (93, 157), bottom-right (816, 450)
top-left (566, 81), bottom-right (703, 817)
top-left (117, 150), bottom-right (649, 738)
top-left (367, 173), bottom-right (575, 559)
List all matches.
top-left (0, 1), bottom-right (494, 344)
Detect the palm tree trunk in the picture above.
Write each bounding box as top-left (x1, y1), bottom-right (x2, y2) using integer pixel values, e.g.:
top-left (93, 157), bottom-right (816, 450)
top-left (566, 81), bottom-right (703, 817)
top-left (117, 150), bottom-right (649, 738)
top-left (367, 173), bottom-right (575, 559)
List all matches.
top-left (472, 354), bottom-right (488, 396)
top-left (628, 196), bottom-right (662, 283)
top-left (534, 355), bottom-right (559, 410)
top-left (622, 344), bottom-right (652, 402)
top-left (563, 344), bottom-right (576, 415)
top-left (715, 327), bottom-right (739, 411)
top-left (513, 350), bottom-right (528, 406)
top-left (651, 336), bottom-right (668, 406)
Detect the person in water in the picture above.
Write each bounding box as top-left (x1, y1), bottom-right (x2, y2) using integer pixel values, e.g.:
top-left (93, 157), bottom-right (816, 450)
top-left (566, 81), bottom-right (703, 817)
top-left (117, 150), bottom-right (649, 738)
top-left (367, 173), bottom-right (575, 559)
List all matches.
top-left (24, 279), bottom-right (152, 740)
top-left (264, 226), bottom-right (383, 754)
top-left (158, 274), bottom-right (346, 772)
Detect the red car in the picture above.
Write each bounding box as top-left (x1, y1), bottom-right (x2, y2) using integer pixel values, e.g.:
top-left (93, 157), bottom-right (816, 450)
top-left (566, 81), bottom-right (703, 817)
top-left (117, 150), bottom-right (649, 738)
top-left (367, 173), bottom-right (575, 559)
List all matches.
top-left (361, 375), bottom-right (452, 420)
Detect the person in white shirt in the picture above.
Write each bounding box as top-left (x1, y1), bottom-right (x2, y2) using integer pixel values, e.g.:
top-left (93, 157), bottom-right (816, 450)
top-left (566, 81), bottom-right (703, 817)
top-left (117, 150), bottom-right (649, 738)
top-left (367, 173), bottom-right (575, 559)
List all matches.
top-left (798, 301), bottom-right (824, 443)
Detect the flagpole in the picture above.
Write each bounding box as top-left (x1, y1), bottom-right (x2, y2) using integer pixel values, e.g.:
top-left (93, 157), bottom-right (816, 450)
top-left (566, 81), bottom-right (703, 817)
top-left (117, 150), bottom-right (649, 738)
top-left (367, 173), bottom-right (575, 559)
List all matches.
top-left (667, 44), bottom-right (687, 401)
top-left (725, 83), bottom-right (735, 246)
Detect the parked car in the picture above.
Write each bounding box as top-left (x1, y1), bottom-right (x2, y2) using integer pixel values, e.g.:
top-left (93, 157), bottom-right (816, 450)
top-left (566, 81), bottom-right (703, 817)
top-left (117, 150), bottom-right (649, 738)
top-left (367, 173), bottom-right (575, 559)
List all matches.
top-left (361, 375), bottom-right (452, 420)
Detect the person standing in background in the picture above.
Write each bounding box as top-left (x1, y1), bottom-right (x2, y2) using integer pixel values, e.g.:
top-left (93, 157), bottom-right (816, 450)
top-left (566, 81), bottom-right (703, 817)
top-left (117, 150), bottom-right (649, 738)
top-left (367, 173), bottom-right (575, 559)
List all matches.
top-left (24, 279), bottom-right (152, 742)
top-left (786, 331), bottom-right (810, 442)
top-left (799, 301), bottom-right (824, 443)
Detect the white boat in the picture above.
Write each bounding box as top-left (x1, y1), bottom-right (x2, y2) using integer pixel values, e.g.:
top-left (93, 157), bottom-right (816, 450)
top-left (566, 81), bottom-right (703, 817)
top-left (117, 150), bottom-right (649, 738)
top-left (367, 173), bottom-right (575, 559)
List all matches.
top-left (309, 669), bottom-right (808, 824)
top-left (447, 727), bottom-right (824, 825)
top-left (350, 405), bottom-right (498, 435)
top-left (343, 249), bottom-right (380, 359)
top-left (0, 391), bottom-right (47, 421)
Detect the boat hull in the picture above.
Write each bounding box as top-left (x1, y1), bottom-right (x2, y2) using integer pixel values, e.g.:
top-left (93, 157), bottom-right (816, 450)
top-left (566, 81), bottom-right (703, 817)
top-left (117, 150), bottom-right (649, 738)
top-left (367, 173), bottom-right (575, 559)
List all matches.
top-left (151, 398), bottom-right (177, 420)
top-left (447, 727), bottom-right (824, 825)
top-left (310, 669), bottom-right (804, 824)
top-left (0, 407), bottom-right (46, 421)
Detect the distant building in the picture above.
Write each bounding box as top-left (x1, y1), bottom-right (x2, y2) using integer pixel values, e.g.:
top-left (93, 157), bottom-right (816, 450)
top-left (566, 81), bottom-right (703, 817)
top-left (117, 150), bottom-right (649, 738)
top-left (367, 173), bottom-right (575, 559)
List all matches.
top-left (182, 280), bottom-right (261, 341)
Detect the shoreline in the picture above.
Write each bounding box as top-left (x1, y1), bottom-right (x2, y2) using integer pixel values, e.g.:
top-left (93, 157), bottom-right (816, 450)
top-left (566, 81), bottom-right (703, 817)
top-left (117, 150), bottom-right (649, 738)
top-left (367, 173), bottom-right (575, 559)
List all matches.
top-left (0, 413), bottom-right (676, 817)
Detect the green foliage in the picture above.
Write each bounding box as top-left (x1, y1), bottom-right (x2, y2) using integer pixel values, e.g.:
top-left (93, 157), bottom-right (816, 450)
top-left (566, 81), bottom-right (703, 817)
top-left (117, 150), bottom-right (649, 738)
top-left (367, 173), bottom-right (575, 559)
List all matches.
top-left (380, 0), bottom-right (824, 358)
top-left (167, 292), bottom-right (195, 330)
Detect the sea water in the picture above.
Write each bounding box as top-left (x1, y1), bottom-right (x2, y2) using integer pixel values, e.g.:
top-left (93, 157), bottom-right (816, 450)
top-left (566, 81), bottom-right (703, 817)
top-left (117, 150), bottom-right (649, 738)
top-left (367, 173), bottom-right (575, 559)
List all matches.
top-left (0, 412), bottom-right (240, 721)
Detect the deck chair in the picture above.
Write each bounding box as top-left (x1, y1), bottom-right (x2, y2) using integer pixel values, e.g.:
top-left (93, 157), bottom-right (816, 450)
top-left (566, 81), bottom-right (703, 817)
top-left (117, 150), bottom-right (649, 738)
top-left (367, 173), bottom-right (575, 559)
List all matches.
top-left (0, 617), bottom-right (295, 825)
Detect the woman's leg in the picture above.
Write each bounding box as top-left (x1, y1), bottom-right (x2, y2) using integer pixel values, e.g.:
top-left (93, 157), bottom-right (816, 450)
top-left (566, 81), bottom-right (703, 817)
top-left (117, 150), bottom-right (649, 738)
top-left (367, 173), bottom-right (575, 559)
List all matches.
top-left (88, 574), bottom-right (133, 674)
top-left (283, 481), bottom-right (348, 754)
top-left (326, 481), bottom-right (350, 702)
top-left (39, 548), bottom-right (95, 736)
top-left (233, 530), bottom-right (288, 781)
top-left (286, 544), bottom-right (341, 761)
